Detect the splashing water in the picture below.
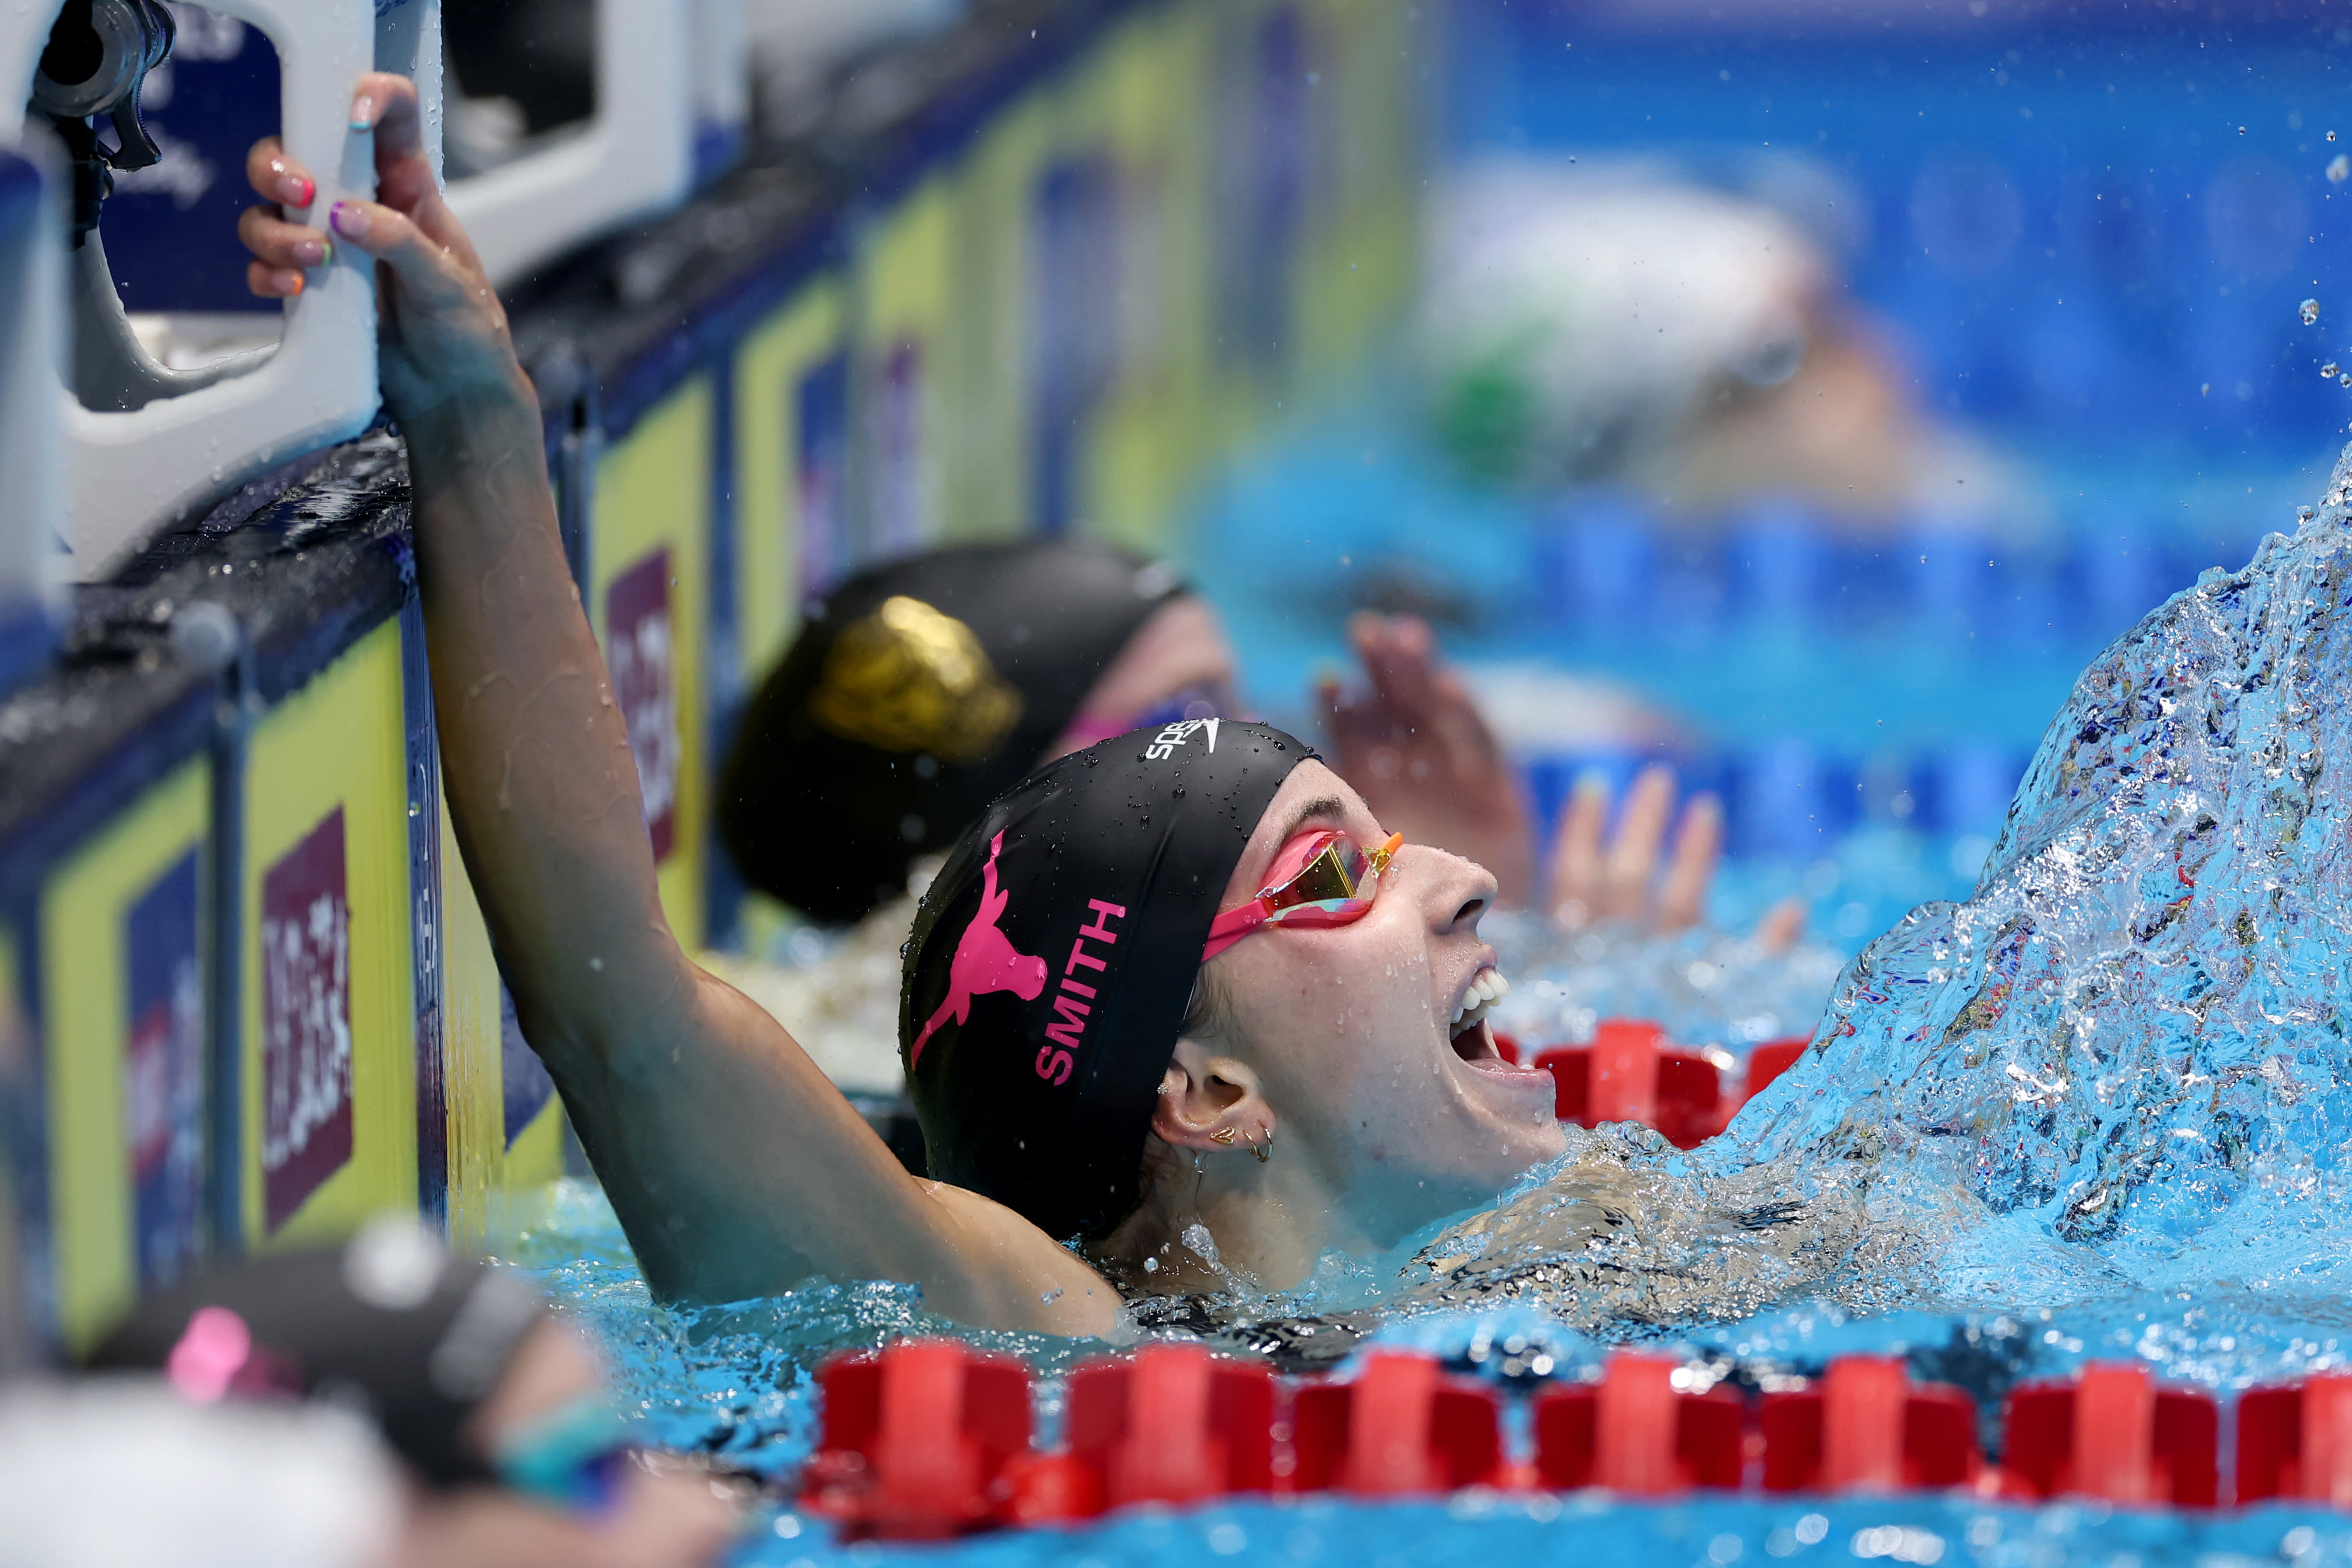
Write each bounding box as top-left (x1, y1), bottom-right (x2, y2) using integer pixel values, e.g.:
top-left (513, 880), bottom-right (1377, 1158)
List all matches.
top-left (1485, 912), bottom-right (1847, 1059)
top-left (513, 447), bottom-right (2352, 1564)
top-left (1709, 438), bottom-right (2352, 1308)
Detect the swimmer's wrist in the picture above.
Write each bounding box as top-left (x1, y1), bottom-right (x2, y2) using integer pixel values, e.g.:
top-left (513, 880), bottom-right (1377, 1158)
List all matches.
top-left (401, 375), bottom-right (547, 491)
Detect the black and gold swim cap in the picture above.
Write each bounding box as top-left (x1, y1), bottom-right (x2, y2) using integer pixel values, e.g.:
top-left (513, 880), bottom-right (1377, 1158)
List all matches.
top-left (718, 542), bottom-right (1189, 924)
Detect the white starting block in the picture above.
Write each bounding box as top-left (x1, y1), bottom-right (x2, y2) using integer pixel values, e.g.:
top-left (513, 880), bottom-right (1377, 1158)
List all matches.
top-left (0, 140), bottom-right (62, 690)
top-left (0, 0), bottom-right (381, 582)
top-left (443, 0), bottom-right (725, 290)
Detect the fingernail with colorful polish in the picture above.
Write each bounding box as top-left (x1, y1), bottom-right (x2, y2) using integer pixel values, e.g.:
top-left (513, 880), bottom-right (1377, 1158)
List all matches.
top-left (297, 236), bottom-right (331, 267)
top-left (349, 94), bottom-right (374, 131)
top-left (268, 160), bottom-right (312, 206)
top-left (329, 202), bottom-right (366, 240)
top-left (280, 271), bottom-right (304, 298)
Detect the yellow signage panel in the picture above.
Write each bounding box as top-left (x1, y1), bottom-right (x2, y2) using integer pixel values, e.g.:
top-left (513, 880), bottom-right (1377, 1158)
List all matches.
top-left (435, 793), bottom-right (566, 1254)
top-left (733, 278), bottom-right (846, 680)
top-left (37, 758), bottom-right (207, 1350)
top-left (592, 377), bottom-right (714, 951)
top-left (242, 619), bottom-right (417, 1249)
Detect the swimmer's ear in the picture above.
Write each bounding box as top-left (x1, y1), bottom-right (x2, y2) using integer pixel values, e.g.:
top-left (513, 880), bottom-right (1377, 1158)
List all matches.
top-left (1150, 1037), bottom-right (1273, 1153)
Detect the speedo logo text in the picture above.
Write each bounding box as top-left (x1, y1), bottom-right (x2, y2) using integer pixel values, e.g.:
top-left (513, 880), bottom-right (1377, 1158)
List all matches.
top-left (1143, 716), bottom-right (1219, 760)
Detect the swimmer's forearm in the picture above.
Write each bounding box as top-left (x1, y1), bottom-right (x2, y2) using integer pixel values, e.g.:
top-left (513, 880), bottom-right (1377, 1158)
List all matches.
top-left (398, 388), bottom-right (1119, 1324)
top-left (403, 382), bottom-right (685, 1065)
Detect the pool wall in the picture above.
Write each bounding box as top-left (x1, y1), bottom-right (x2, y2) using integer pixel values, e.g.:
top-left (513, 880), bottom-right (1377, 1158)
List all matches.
top-left (0, 0), bottom-right (1422, 1356)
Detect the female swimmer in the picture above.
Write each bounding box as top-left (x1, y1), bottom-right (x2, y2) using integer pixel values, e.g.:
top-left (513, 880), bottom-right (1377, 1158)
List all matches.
top-left (229, 76), bottom-right (1725, 1337)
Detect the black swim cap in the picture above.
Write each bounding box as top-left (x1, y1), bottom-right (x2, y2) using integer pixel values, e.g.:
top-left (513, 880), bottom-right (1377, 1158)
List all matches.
top-left (83, 1221), bottom-right (546, 1488)
top-left (719, 541), bottom-right (1191, 924)
top-left (903, 720), bottom-right (1309, 1239)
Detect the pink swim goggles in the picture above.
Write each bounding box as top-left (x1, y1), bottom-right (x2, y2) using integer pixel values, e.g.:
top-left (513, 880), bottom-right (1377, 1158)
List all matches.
top-left (1202, 829), bottom-right (1405, 961)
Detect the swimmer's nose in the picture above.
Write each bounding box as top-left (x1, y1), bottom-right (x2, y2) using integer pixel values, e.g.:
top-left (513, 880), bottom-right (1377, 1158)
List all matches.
top-left (1402, 842), bottom-right (1499, 933)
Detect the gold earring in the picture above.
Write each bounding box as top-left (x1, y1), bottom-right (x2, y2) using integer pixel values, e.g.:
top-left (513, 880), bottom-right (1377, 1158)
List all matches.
top-left (1253, 1130), bottom-right (1272, 1164)
top-left (1210, 1127), bottom-right (1237, 1146)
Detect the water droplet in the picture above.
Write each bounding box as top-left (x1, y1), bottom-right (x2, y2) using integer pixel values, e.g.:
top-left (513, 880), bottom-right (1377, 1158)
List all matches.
top-left (2302, 298), bottom-right (2322, 326)
top-left (2325, 363), bottom-right (2341, 379)
top-left (2330, 153), bottom-right (2350, 184)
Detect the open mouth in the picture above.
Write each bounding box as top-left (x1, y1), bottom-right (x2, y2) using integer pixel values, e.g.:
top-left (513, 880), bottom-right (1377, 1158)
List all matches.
top-left (1447, 966), bottom-right (1511, 1065)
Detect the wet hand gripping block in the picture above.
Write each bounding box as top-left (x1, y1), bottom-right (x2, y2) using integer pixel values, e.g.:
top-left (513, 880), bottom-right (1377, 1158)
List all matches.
top-left (1996, 1363), bottom-right (2217, 1507)
top-left (803, 1340), bottom-right (1034, 1538)
top-left (2233, 1375), bottom-right (2352, 1506)
top-left (1289, 1350), bottom-right (1506, 1495)
top-left (1758, 1356), bottom-right (1980, 1493)
top-left (1532, 1353), bottom-right (1744, 1494)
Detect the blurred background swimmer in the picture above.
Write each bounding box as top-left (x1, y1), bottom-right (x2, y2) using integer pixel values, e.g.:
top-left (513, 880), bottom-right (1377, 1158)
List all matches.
top-left (1418, 157), bottom-right (2027, 527)
top-left (82, 1217), bottom-right (744, 1568)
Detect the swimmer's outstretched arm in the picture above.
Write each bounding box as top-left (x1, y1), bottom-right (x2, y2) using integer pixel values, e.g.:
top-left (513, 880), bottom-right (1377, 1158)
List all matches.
top-left (240, 77), bottom-right (1115, 1335)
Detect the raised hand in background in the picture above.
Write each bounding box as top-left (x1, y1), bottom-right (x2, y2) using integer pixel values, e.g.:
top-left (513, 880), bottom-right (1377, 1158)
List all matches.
top-left (1548, 763), bottom-right (1805, 950)
top-left (1318, 612), bottom-right (1537, 905)
top-left (1321, 613), bottom-right (1805, 949)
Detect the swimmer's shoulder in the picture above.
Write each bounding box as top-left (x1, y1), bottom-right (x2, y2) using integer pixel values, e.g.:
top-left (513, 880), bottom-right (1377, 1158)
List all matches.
top-left (906, 1178), bottom-right (1125, 1338)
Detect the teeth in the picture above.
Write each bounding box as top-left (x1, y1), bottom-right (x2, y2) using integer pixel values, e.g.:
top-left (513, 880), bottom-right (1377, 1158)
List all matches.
top-left (1448, 967), bottom-right (1511, 1029)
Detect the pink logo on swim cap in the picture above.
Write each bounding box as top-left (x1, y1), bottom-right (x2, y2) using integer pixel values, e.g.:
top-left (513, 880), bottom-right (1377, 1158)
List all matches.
top-left (909, 831), bottom-right (1049, 1069)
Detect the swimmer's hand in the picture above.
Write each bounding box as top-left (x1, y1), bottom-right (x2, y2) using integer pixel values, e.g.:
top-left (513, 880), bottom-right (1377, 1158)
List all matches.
top-left (1549, 763), bottom-right (1806, 951)
top-left (239, 74), bottom-right (530, 431)
top-left (1318, 611), bottom-right (1538, 905)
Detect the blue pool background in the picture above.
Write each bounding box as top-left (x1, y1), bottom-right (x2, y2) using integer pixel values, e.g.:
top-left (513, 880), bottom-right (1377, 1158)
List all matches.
top-left (520, 6), bottom-right (2352, 1564)
top-left (1187, 0), bottom-right (2352, 955)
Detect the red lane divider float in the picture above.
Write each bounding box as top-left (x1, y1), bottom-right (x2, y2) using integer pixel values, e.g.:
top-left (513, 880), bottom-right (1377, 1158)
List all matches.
top-left (1993, 1362), bottom-right (2218, 1507)
top-left (1760, 1355), bottom-right (1980, 1493)
top-left (800, 1343), bottom-right (2340, 1540)
top-left (1062, 1343), bottom-right (1277, 1511)
top-left (1533, 1353), bottom-right (1742, 1493)
top-left (1520, 1020), bottom-right (1810, 1150)
top-left (1291, 1349), bottom-right (1510, 1494)
top-left (2238, 1372), bottom-right (2352, 1506)
top-left (802, 1340), bottom-right (1034, 1538)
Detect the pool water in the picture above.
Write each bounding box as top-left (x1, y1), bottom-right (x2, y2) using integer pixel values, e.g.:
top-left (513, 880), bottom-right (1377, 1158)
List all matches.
top-left (499, 438), bottom-right (2352, 1565)
top-left (512, 1182), bottom-right (2352, 1567)
top-left (475, 9), bottom-right (2352, 1558)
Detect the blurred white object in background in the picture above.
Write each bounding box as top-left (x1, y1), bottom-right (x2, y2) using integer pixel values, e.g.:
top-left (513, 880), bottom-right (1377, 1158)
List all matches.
top-left (693, 0), bottom-right (748, 176)
top-left (1420, 158), bottom-right (1828, 491)
top-left (1460, 662), bottom-right (1695, 758)
top-left (0, 0), bottom-right (380, 580)
top-left (1418, 155), bottom-right (2022, 524)
top-left (744, 0), bottom-right (965, 132)
top-left (0, 140), bottom-right (64, 692)
top-left (0, 1381), bottom-right (402, 1568)
top-left (444, 0), bottom-right (699, 288)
